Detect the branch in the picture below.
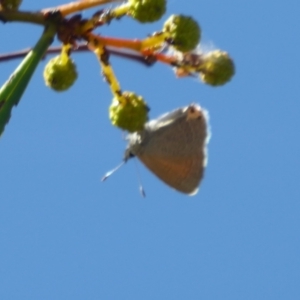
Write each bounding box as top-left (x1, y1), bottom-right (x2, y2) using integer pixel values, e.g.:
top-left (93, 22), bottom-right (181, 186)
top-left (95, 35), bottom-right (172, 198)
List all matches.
top-left (0, 10), bottom-right (45, 25)
top-left (0, 44), bottom-right (156, 67)
top-left (42, 0), bottom-right (123, 17)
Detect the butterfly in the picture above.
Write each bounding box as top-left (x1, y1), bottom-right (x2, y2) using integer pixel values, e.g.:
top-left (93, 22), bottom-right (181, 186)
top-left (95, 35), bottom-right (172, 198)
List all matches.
top-left (122, 103), bottom-right (210, 195)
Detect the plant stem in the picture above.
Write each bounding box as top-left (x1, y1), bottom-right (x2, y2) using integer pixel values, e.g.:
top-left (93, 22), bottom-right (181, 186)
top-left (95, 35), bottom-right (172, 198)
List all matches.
top-left (0, 22), bottom-right (57, 136)
top-left (0, 45), bottom-right (156, 66)
top-left (0, 10), bottom-right (45, 25)
top-left (85, 32), bottom-right (168, 53)
top-left (42, 0), bottom-right (123, 17)
top-left (0, 0), bottom-right (122, 25)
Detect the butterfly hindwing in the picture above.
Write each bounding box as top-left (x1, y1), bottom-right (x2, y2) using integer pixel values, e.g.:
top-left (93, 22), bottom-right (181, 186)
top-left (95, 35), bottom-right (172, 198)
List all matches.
top-left (126, 104), bottom-right (210, 195)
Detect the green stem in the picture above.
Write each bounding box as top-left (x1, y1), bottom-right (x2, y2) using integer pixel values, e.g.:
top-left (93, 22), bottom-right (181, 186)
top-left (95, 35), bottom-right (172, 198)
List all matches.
top-left (0, 22), bottom-right (57, 136)
top-left (0, 10), bottom-right (46, 26)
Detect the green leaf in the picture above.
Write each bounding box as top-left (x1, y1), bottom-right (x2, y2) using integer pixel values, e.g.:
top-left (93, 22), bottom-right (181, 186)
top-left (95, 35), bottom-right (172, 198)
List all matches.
top-left (0, 23), bottom-right (56, 136)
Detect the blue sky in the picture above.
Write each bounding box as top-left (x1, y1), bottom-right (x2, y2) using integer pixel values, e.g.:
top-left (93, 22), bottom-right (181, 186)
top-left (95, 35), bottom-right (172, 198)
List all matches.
top-left (1, 0), bottom-right (300, 299)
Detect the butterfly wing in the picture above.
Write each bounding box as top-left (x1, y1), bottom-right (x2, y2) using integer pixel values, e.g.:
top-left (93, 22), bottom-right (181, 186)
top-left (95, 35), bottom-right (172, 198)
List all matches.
top-left (134, 104), bottom-right (209, 195)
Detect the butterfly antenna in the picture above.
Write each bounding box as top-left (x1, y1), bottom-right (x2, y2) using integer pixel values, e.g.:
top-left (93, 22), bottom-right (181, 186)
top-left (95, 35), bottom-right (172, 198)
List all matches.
top-left (101, 161), bottom-right (125, 181)
top-left (134, 159), bottom-right (146, 197)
